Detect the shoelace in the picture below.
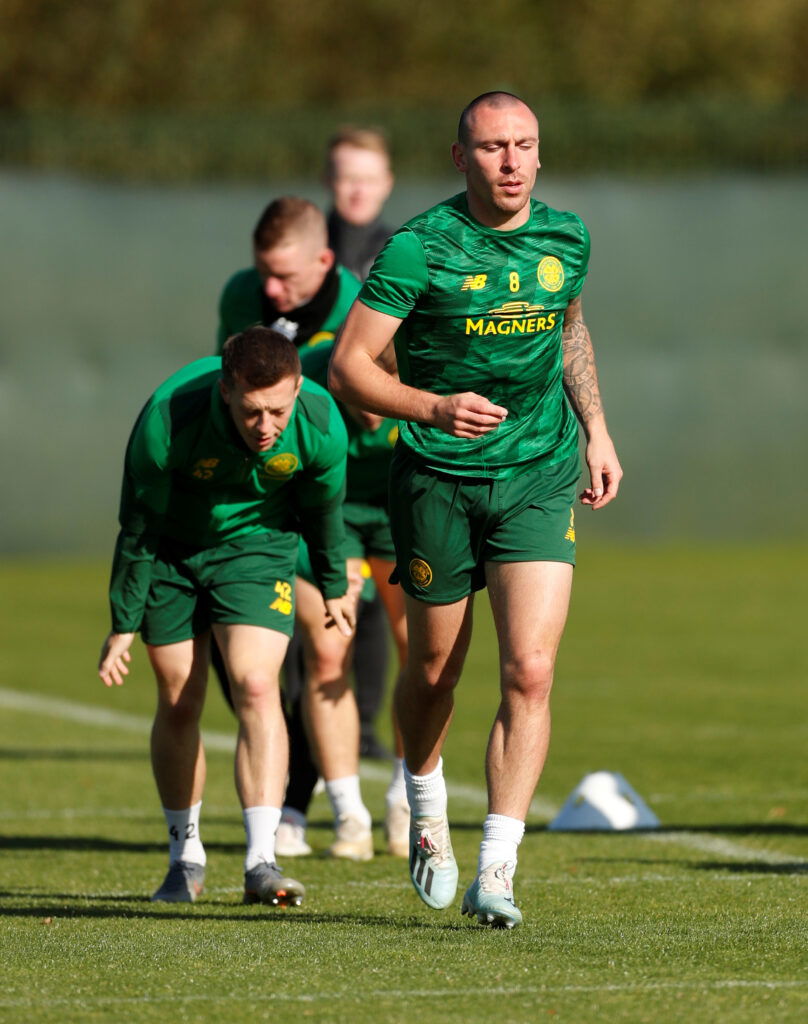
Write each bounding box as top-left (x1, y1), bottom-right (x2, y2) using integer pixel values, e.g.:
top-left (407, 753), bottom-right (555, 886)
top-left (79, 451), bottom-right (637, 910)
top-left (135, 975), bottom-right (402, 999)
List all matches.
top-left (418, 829), bottom-right (439, 854)
top-left (481, 862), bottom-right (515, 897)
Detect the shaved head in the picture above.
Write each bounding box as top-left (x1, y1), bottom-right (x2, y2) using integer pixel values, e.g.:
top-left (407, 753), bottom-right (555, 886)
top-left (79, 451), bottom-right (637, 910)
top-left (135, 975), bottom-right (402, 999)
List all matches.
top-left (457, 92), bottom-right (534, 146)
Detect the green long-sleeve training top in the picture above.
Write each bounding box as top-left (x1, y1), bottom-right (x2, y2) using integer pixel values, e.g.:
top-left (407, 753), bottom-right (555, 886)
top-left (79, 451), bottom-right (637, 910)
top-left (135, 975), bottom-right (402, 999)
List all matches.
top-left (109, 357), bottom-right (348, 633)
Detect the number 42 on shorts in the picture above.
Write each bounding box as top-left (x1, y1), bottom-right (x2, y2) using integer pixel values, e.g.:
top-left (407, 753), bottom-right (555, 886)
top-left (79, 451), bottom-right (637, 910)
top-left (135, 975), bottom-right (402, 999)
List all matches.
top-left (269, 580), bottom-right (293, 615)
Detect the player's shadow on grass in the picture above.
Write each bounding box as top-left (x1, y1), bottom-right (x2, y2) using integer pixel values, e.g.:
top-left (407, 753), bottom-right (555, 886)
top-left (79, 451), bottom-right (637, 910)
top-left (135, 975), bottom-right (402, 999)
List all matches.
top-left (0, 836), bottom-right (247, 854)
top-left (692, 860), bottom-right (807, 874)
top-left (0, 900), bottom-right (458, 929)
top-left (525, 822), bottom-right (808, 837)
top-left (660, 822), bottom-right (808, 837)
top-left (0, 747), bottom-right (148, 761)
top-left (577, 856), bottom-right (807, 875)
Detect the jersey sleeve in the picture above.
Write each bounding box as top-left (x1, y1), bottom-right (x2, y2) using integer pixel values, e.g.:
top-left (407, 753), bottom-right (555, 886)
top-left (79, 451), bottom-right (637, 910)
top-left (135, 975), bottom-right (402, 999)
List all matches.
top-left (568, 216), bottom-right (591, 299)
top-left (358, 229), bottom-right (429, 318)
top-left (108, 401), bottom-right (173, 633)
top-left (294, 408), bottom-right (350, 599)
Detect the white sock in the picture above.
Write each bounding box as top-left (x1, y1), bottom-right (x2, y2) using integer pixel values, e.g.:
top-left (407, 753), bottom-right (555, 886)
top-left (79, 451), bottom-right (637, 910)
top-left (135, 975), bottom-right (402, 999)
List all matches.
top-left (163, 802), bottom-right (205, 866)
top-left (243, 806), bottom-right (281, 870)
top-left (324, 775), bottom-right (371, 826)
top-left (280, 806), bottom-right (307, 828)
top-left (385, 758), bottom-right (408, 810)
top-left (478, 813), bottom-right (525, 873)
top-left (404, 757), bottom-right (447, 818)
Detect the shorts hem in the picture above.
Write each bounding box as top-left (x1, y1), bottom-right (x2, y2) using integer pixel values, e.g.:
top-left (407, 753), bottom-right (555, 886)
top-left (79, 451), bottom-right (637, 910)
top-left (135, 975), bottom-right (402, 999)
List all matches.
top-left (211, 615), bottom-right (294, 638)
top-left (483, 552), bottom-right (576, 567)
top-left (397, 580), bottom-right (486, 605)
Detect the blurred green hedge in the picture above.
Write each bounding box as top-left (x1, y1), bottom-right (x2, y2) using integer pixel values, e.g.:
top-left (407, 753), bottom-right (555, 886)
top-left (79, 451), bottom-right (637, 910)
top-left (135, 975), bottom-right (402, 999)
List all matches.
top-left (2, 100), bottom-right (806, 181)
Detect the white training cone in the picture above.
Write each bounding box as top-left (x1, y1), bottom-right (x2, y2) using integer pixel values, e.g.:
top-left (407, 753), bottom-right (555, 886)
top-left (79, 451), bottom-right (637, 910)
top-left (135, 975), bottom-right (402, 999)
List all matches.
top-left (548, 771), bottom-right (660, 831)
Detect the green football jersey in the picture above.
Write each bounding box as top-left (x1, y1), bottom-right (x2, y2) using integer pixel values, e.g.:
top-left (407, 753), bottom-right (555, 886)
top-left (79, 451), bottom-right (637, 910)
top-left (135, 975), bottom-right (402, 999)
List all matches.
top-left (109, 357), bottom-right (348, 632)
top-left (359, 193), bottom-right (589, 478)
top-left (216, 265), bottom-right (361, 353)
top-left (299, 340), bottom-right (398, 505)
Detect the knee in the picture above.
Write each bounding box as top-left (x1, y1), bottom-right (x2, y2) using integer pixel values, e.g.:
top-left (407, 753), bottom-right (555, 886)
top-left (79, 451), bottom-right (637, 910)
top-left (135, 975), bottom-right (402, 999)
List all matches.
top-left (502, 651), bottom-right (556, 704)
top-left (231, 670), bottom-right (277, 713)
top-left (155, 681), bottom-right (205, 729)
top-left (410, 654), bottom-right (463, 696)
top-left (307, 650), bottom-right (346, 694)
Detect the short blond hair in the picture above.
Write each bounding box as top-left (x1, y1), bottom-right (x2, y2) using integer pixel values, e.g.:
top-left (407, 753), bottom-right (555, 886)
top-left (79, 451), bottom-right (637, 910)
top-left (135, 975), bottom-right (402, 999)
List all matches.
top-left (326, 127), bottom-right (392, 174)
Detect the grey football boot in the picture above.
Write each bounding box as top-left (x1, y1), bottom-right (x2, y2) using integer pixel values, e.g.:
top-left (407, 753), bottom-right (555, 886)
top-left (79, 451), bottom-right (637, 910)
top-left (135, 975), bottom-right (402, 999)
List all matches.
top-left (243, 861), bottom-right (305, 907)
top-left (151, 861), bottom-right (205, 903)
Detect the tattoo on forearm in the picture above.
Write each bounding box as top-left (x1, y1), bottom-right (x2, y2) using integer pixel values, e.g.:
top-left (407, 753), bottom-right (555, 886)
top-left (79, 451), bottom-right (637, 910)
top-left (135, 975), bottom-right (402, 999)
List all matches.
top-left (562, 297), bottom-right (603, 424)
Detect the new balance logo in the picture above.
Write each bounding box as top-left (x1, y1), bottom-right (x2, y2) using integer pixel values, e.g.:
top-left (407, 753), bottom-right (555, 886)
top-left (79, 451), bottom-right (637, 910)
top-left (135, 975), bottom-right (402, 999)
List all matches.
top-left (564, 508), bottom-right (576, 542)
top-left (461, 274), bottom-right (487, 291)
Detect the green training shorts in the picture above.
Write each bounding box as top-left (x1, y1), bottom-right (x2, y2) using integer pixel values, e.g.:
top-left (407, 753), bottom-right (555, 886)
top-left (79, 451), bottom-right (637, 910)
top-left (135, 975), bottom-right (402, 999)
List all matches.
top-left (295, 500), bottom-right (394, 594)
top-left (389, 446), bottom-right (580, 604)
top-left (140, 533), bottom-right (298, 645)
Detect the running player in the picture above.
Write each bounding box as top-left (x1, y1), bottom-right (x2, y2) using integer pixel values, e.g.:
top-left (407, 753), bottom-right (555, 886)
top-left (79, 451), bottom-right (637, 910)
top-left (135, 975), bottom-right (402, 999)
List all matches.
top-left (214, 195), bottom-right (400, 855)
top-left (295, 338), bottom-right (410, 860)
top-left (98, 326), bottom-right (354, 905)
top-left (324, 127), bottom-right (397, 758)
top-left (329, 92), bottom-right (623, 928)
top-left (216, 196), bottom-right (360, 354)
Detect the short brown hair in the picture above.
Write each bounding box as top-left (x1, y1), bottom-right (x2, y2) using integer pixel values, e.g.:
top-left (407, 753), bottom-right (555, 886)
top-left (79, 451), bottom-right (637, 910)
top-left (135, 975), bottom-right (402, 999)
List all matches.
top-left (252, 197), bottom-right (327, 251)
top-left (221, 326), bottom-right (301, 389)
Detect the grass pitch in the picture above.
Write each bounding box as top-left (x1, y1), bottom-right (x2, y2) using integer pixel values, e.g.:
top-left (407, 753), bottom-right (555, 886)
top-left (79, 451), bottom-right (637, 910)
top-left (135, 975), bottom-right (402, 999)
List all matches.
top-left (0, 545), bottom-right (806, 1023)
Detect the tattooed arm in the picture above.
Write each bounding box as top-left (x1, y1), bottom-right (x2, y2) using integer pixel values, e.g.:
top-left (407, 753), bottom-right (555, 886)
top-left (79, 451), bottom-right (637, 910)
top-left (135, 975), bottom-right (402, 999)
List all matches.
top-left (562, 295), bottom-right (623, 510)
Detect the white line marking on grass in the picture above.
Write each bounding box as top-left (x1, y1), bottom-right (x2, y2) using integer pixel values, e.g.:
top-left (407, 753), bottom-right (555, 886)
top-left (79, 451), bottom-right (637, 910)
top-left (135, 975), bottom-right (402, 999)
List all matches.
top-left (646, 831), bottom-right (807, 866)
top-left (0, 689), bottom-right (800, 858)
top-left (0, 687), bottom-right (235, 752)
top-left (0, 980), bottom-right (805, 1010)
top-left (0, 686), bottom-right (556, 818)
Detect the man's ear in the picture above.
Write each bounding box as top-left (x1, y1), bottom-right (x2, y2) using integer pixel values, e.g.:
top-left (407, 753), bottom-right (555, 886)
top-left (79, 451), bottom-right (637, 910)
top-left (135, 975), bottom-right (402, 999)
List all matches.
top-left (218, 378), bottom-right (230, 404)
top-left (451, 142), bottom-right (467, 174)
top-left (320, 247), bottom-right (336, 272)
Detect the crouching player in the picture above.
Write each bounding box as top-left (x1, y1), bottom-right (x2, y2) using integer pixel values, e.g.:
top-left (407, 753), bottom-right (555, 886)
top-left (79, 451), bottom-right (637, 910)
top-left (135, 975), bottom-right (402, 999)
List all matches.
top-left (97, 326), bottom-right (354, 905)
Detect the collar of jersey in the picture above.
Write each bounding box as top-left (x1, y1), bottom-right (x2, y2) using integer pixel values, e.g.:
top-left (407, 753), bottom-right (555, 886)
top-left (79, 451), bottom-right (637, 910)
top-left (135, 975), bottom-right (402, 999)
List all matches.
top-left (459, 192), bottom-right (537, 237)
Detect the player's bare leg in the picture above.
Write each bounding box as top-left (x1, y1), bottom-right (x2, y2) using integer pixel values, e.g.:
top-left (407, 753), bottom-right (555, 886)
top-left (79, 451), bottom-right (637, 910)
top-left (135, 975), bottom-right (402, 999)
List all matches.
top-left (484, 560), bottom-right (573, 819)
top-left (297, 573), bottom-right (359, 782)
top-left (147, 634), bottom-right (210, 901)
top-left (297, 566), bottom-right (373, 860)
top-left (369, 556), bottom-right (411, 856)
top-left (397, 595), bottom-right (474, 908)
top-left (396, 595), bottom-right (474, 773)
top-left (213, 622), bottom-right (305, 905)
top-left (461, 560), bottom-right (573, 928)
top-left (212, 623), bottom-right (289, 809)
top-left (148, 635), bottom-right (209, 809)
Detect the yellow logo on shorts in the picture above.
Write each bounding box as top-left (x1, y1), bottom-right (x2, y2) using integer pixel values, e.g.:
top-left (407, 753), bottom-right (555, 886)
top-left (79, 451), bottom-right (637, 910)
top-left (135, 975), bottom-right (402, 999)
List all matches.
top-left (192, 458), bottom-right (220, 480)
top-left (537, 256), bottom-right (564, 292)
top-left (263, 452), bottom-right (299, 478)
top-left (409, 558), bottom-right (433, 588)
top-left (269, 579), bottom-right (293, 615)
top-left (564, 508), bottom-right (576, 542)
top-left (387, 425), bottom-right (399, 447)
top-left (303, 330), bottom-right (335, 348)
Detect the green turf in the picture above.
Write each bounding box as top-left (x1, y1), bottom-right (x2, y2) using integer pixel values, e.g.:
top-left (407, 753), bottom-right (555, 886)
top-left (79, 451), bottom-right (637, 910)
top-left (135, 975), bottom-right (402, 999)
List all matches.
top-left (0, 546), bottom-right (806, 1023)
